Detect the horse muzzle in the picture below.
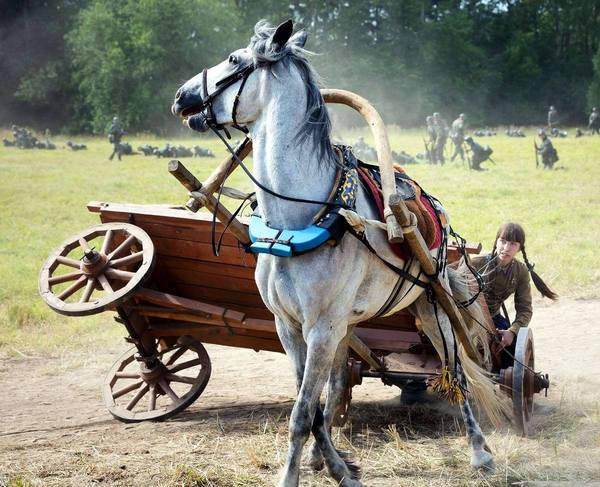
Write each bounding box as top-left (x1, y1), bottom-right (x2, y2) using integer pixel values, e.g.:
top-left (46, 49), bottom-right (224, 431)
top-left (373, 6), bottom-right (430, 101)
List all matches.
top-left (184, 112), bottom-right (212, 133)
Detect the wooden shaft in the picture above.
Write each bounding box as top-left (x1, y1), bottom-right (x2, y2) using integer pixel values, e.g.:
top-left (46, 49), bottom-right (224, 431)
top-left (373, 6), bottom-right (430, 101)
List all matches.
top-left (177, 138), bottom-right (252, 212)
top-left (349, 334), bottom-right (385, 371)
top-left (202, 137), bottom-right (252, 195)
top-left (168, 160), bottom-right (251, 245)
top-left (321, 89), bottom-right (404, 244)
top-left (388, 193), bottom-right (482, 364)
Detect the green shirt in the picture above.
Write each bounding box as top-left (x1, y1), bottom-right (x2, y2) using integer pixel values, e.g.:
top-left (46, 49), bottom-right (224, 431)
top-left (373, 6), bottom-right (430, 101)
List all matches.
top-left (471, 254), bottom-right (533, 335)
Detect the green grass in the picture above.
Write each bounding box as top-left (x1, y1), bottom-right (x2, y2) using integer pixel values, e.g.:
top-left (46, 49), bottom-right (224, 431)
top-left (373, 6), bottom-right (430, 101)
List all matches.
top-left (1, 127), bottom-right (598, 356)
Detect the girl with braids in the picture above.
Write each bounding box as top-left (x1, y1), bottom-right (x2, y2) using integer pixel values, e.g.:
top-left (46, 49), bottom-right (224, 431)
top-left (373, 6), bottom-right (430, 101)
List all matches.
top-left (471, 222), bottom-right (558, 368)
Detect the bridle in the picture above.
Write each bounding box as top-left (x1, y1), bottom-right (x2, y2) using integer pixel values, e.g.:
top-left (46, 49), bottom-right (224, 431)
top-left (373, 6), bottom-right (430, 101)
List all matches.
top-left (192, 60), bottom-right (352, 210)
top-left (199, 63), bottom-right (255, 135)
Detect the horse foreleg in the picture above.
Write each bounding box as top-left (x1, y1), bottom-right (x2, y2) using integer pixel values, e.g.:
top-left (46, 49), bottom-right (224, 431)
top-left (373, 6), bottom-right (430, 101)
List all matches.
top-left (278, 320), bottom-right (361, 487)
top-left (458, 366), bottom-right (495, 471)
top-left (306, 333), bottom-right (351, 472)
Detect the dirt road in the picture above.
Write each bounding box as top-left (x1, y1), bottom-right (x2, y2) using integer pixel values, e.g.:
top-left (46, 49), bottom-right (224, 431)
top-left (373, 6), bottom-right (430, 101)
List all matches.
top-left (1, 298), bottom-right (599, 486)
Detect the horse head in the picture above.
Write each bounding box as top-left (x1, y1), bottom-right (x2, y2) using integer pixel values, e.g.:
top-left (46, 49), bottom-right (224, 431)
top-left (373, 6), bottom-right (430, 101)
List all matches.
top-left (172, 19), bottom-right (308, 134)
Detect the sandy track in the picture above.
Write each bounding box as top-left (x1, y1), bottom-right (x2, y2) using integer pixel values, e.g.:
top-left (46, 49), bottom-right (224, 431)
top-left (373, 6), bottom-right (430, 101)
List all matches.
top-left (1, 298), bottom-right (599, 486)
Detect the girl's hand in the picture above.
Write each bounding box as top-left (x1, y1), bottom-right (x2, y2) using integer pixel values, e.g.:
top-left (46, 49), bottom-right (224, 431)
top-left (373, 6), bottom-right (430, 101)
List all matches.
top-left (496, 329), bottom-right (515, 348)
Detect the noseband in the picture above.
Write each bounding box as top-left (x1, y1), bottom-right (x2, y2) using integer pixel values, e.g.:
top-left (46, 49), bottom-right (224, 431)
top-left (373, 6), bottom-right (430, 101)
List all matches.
top-left (200, 63), bottom-right (255, 134)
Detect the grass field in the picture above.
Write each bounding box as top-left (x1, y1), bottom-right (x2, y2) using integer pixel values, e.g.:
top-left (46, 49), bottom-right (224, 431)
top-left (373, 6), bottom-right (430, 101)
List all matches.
top-left (0, 127), bottom-right (599, 357)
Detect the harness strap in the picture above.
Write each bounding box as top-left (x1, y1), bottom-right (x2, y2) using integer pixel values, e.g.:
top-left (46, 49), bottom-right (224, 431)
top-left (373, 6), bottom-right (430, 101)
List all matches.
top-left (347, 227), bottom-right (429, 288)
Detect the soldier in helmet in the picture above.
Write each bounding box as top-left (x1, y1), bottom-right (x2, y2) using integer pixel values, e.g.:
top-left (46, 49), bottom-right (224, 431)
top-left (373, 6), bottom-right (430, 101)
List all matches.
top-left (589, 107), bottom-right (600, 135)
top-left (464, 136), bottom-right (493, 171)
top-left (547, 105), bottom-right (558, 131)
top-left (536, 129), bottom-right (559, 169)
top-left (450, 113), bottom-right (466, 162)
top-left (432, 112), bottom-right (448, 164)
top-left (108, 116), bottom-right (126, 161)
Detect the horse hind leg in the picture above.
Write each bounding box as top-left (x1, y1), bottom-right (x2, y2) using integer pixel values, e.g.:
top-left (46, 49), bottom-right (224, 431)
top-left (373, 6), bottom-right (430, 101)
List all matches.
top-left (278, 318), bottom-right (362, 487)
top-left (458, 365), bottom-right (495, 471)
top-left (410, 293), bottom-right (495, 471)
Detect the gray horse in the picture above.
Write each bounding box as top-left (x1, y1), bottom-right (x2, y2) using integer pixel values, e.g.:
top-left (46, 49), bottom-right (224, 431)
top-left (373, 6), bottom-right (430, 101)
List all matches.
top-left (172, 19), bottom-right (504, 487)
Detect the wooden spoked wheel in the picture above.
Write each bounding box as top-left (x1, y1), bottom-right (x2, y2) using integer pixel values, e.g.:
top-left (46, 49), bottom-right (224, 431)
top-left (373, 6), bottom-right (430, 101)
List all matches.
top-left (39, 223), bottom-right (155, 316)
top-left (103, 337), bottom-right (212, 422)
top-left (500, 327), bottom-right (536, 436)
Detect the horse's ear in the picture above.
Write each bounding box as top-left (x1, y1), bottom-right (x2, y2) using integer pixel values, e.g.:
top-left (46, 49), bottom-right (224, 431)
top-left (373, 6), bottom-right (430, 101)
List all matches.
top-left (272, 19), bottom-right (294, 49)
top-left (290, 31), bottom-right (307, 48)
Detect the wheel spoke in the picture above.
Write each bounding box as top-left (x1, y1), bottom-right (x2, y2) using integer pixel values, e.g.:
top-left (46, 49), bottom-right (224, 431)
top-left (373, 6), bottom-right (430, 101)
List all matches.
top-left (148, 384), bottom-right (157, 411)
top-left (48, 270), bottom-right (83, 286)
top-left (165, 373), bottom-right (198, 385)
top-left (100, 229), bottom-right (114, 255)
top-left (158, 378), bottom-right (180, 402)
top-left (78, 236), bottom-right (90, 251)
top-left (168, 358), bottom-right (203, 374)
top-left (79, 277), bottom-right (96, 303)
top-left (164, 346), bottom-right (188, 366)
top-left (57, 275), bottom-right (87, 300)
top-left (126, 384), bottom-right (150, 410)
top-left (110, 252), bottom-right (143, 268)
top-left (97, 273), bottom-right (114, 293)
top-left (107, 234), bottom-right (137, 262)
top-left (104, 268), bottom-right (135, 281)
top-left (115, 371), bottom-right (140, 379)
top-left (55, 255), bottom-right (81, 269)
top-left (112, 380), bottom-right (144, 399)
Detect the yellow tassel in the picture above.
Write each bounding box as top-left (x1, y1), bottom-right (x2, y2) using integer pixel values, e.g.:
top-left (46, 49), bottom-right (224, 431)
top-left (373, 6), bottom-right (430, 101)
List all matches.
top-left (428, 366), bottom-right (466, 405)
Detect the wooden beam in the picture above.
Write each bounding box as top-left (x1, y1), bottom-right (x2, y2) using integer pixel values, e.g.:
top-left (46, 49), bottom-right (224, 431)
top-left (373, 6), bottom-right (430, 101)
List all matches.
top-left (168, 160), bottom-right (251, 245)
top-left (388, 193), bottom-right (482, 364)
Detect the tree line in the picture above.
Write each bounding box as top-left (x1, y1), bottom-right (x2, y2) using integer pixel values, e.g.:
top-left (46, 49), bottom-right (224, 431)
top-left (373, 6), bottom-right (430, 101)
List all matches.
top-left (2, 0), bottom-right (600, 134)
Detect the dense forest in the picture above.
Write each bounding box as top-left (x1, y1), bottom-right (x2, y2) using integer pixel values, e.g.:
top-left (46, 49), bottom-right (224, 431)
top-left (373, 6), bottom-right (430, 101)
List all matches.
top-left (2, 0), bottom-right (600, 134)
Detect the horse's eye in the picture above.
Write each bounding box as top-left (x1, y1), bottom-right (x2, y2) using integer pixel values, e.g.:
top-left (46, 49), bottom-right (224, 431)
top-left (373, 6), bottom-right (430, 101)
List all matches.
top-left (228, 54), bottom-right (238, 64)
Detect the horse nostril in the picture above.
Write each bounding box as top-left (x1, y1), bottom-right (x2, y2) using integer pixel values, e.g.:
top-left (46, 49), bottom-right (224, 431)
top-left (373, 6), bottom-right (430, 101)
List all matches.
top-left (175, 88), bottom-right (183, 101)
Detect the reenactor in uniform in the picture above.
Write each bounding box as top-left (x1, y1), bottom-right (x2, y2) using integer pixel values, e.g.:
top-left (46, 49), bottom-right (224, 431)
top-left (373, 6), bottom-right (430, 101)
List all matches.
top-left (536, 130), bottom-right (558, 169)
top-left (450, 113), bottom-right (466, 162)
top-left (547, 105), bottom-right (558, 131)
top-left (432, 112), bottom-right (448, 164)
top-left (464, 136), bottom-right (493, 171)
top-left (424, 116), bottom-right (436, 164)
top-left (108, 116), bottom-right (126, 161)
top-left (589, 107), bottom-right (600, 135)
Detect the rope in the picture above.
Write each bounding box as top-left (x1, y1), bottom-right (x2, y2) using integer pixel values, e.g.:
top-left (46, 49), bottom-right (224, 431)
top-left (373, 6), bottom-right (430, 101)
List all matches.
top-left (338, 208), bottom-right (387, 233)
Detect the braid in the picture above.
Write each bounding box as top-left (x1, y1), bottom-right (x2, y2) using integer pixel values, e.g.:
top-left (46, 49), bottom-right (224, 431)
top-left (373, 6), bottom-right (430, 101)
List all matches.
top-left (521, 246), bottom-right (558, 300)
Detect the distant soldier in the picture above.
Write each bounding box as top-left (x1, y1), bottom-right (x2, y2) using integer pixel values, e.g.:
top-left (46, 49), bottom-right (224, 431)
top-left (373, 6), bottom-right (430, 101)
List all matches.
top-left (464, 136), bottom-right (493, 171)
top-left (108, 116), bottom-right (126, 161)
top-left (424, 116), bottom-right (436, 164)
top-left (536, 130), bottom-right (559, 169)
top-left (547, 105), bottom-right (558, 131)
top-left (589, 107), bottom-right (600, 135)
top-left (450, 113), bottom-right (466, 162)
top-left (432, 112), bottom-right (448, 164)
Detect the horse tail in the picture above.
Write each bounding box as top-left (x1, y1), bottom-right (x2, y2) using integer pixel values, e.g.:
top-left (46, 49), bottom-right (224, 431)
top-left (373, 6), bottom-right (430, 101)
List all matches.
top-left (447, 265), bottom-right (511, 427)
top-left (457, 343), bottom-right (510, 427)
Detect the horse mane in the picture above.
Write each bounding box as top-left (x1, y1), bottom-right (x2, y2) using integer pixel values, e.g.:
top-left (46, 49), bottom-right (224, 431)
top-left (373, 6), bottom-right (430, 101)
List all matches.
top-left (249, 20), bottom-right (339, 167)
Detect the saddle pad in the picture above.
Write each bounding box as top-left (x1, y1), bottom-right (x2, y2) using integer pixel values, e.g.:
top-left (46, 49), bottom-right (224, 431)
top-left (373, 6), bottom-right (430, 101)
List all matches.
top-left (357, 165), bottom-right (442, 261)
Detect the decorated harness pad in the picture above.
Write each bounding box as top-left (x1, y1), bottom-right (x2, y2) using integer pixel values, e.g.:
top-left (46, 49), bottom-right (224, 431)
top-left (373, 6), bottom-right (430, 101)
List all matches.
top-left (249, 146), bottom-right (358, 256)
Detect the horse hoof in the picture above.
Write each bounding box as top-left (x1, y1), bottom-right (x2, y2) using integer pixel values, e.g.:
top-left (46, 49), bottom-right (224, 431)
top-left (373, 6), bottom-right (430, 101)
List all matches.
top-left (471, 450), bottom-right (495, 473)
top-left (340, 478), bottom-right (363, 487)
top-left (305, 445), bottom-right (324, 472)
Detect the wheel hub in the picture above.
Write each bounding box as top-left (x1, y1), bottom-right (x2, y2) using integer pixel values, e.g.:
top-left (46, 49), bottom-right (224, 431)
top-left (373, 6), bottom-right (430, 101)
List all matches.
top-left (138, 360), bottom-right (168, 384)
top-left (80, 249), bottom-right (108, 276)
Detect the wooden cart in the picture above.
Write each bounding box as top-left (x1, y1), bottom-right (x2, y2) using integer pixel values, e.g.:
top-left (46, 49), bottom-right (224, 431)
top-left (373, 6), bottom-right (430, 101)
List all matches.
top-left (39, 93), bottom-right (548, 436)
